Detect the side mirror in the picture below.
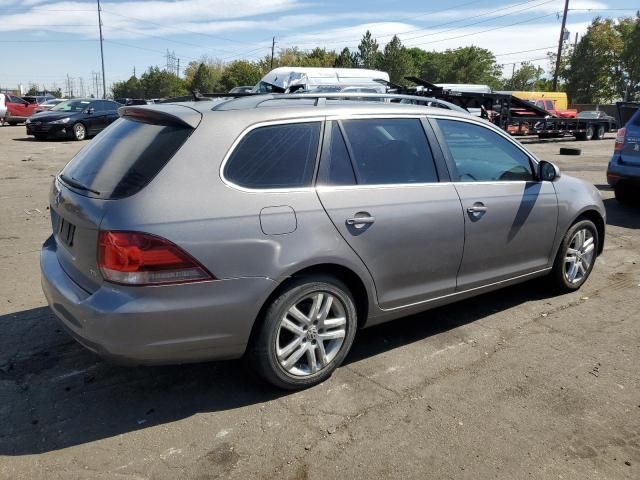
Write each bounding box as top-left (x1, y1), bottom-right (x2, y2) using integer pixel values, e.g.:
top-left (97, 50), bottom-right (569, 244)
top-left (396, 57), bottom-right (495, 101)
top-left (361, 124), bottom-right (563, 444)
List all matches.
top-left (539, 161), bottom-right (560, 182)
top-left (86, 107), bottom-right (95, 114)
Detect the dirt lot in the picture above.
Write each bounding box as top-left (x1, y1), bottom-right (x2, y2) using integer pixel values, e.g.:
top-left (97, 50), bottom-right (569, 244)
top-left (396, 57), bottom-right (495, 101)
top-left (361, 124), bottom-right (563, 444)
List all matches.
top-left (0, 125), bottom-right (638, 480)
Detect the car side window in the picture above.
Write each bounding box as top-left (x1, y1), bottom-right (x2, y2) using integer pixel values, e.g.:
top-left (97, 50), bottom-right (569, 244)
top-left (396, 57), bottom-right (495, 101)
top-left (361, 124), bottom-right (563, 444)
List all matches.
top-left (436, 119), bottom-right (534, 182)
top-left (339, 118), bottom-right (439, 185)
top-left (224, 122), bottom-right (321, 189)
top-left (317, 122), bottom-right (357, 186)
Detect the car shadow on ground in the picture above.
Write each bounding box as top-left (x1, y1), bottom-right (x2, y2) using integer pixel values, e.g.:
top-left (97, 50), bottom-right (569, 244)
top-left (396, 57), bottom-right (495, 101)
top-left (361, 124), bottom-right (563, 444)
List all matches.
top-left (12, 137), bottom-right (76, 143)
top-left (603, 198), bottom-right (640, 229)
top-left (0, 279), bottom-right (556, 456)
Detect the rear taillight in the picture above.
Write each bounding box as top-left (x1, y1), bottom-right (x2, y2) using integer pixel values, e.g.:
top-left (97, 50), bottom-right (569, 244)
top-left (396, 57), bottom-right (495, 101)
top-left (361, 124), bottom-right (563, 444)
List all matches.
top-left (614, 128), bottom-right (626, 152)
top-left (98, 231), bottom-right (213, 285)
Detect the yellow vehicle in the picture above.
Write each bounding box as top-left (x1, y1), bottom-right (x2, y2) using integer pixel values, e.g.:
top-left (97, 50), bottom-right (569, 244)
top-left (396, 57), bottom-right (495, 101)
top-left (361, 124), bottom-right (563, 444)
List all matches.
top-left (513, 91), bottom-right (568, 110)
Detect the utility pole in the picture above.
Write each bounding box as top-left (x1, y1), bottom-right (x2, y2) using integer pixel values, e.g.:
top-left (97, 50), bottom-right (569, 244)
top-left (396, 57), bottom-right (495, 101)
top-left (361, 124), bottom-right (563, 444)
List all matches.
top-left (177, 58), bottom-right (180, 78)
top-left (270, 36), bottom-right (276, 70)
top-left (97, 0), bottom-right (107, 98)
top-left (573, 32), bottom-right (578, 48)
top-left (552, 0), bottom-right (569, 91)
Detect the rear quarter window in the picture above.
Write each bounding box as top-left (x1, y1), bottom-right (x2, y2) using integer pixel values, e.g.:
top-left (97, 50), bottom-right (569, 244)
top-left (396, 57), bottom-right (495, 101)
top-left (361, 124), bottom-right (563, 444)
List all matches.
top-left (224, 122), bottom-right (321, 189)
top-left (60, 117), bottom-right (192, 199)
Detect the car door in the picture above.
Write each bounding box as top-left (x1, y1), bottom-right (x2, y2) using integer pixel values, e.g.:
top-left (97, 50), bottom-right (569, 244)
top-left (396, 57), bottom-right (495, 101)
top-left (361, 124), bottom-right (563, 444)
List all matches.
top-left (431, 117), bottom-right (558, 291)
top-left (8, 95), bottom-right (29, 118)
top-left (88, 101), bottom-right (110, 133)
top-left (316, 117), bottom-right (465, 310)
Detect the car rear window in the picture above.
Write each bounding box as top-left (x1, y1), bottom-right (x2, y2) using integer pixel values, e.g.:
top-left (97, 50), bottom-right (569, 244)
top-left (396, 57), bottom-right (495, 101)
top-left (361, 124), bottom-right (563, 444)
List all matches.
top-left (60, 117), bottom-right (192, 199)
top-left (224, 122), bottom-right (321, 189)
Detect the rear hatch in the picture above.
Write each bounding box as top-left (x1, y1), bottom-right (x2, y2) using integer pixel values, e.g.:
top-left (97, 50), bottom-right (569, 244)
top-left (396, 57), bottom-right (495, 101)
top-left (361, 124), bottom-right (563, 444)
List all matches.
top-left (49, 104), bottom-right (201, 293)
top-left (620, 108), bottom-right (640, 166)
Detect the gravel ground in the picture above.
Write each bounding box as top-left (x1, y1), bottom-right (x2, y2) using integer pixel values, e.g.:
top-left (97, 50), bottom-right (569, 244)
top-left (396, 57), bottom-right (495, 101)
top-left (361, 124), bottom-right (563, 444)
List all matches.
top-left (0, 124), bottom-right (638, 480)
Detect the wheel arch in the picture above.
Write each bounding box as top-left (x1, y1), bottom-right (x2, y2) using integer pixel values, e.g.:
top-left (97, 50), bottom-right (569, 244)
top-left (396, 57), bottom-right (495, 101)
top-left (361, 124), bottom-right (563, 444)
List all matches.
top-left (246, 263), bottom-right (372, 352)
top-left (574, 209), bottom-right (605, 255)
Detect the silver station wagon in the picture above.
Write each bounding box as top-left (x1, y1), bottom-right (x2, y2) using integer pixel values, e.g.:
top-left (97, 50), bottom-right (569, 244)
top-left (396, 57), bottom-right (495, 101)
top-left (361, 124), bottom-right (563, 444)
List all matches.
top-left (41, 94), bottom-right (605, 389)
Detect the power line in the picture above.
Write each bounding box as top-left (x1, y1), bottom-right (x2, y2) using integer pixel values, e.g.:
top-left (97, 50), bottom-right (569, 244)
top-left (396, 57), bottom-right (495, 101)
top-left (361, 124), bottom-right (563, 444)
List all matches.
top-left (405, 12), bottom-right (558, 48)
top-left (292, 0), bottom-right (556, 47)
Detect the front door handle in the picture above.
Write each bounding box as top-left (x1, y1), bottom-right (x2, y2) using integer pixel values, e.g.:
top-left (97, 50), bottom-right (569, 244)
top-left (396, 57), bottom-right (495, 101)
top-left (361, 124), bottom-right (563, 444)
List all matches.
top-left (467, 203), bottom-right (488, 214)
top-left (346, 213), bottom-right (375, 227)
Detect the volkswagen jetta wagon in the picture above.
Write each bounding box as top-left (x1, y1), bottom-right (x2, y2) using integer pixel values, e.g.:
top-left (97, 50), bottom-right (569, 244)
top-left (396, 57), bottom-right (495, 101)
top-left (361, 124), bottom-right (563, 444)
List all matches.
top-left (41, 94), bottom-right (605, 389)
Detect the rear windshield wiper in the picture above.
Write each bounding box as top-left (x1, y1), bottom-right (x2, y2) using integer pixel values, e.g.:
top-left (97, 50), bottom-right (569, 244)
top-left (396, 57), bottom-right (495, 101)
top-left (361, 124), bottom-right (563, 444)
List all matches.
top-left (59, 174), bottom-right (101, 195)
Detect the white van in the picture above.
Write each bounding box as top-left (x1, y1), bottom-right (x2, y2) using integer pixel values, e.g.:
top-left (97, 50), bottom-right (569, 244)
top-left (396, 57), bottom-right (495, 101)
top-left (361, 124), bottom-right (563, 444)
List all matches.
top-left (253, 67), bottom-right (390, 93)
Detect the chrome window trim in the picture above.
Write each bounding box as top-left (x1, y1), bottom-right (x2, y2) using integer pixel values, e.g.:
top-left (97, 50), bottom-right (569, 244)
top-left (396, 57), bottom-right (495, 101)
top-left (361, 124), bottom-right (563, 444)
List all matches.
top-left (221, 114), bottom-right (437, 193)
top-left (315, 180), bottom-right (532, 192)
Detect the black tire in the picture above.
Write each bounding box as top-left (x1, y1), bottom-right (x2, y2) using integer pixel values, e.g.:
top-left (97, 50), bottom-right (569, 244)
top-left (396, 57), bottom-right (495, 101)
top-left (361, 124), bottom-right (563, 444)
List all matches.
top-left (72, 122), bottom-right (86, 141)
top-left (584, 125), bottom-right (595, 140)
top-left (594, 125), bottom-right (605, 140)
top-left (614, 184), bottom-right (635, 205)
top-left (34, 134), bottom-right (47, 140)
top-left (560, 147), bottom-right (581, 155)
top-left (549, 219), bottom-right (599, 293)
top-left (8, 121), bottom-right (18, 126)
top-left (248, 275), bottom-right (358, 390)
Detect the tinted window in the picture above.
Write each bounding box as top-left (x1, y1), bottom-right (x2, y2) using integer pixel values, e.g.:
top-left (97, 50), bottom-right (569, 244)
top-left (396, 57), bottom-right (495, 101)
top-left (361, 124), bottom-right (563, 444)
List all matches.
top-left (318, 122), bottom-right (356, 185)
top-left (436, 119), bottom-right (534, 182)
top-left (60, 118), bottom-right (192, 199)
top-left (225, 122), bottom-right (321, 189)
top-left (341, 118), bottom-right (438, 185)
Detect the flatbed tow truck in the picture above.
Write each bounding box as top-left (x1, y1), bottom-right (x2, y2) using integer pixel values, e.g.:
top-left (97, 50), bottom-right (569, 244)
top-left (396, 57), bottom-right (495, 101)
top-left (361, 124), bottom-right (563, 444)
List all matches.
top-left (390, 77), bottom-right (616, 141)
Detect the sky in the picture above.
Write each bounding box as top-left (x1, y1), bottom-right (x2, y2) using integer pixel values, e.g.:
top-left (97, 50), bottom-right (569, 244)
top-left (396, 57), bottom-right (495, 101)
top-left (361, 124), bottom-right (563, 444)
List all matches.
top-left (0, 0), bottom-right (637, 95)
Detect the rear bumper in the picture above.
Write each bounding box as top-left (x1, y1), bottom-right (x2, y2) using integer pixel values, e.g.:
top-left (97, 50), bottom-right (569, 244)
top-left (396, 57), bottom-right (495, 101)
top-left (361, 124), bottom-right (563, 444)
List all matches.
top-left (607, 156), bottom-right (640, 186)
top-left (40, 235), bottom-right (277, 364)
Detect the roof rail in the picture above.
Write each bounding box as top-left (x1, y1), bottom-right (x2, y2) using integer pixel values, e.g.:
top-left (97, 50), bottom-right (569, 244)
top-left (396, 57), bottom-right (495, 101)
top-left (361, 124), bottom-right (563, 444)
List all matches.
top-left (211, 92), bottom-right (463, 111)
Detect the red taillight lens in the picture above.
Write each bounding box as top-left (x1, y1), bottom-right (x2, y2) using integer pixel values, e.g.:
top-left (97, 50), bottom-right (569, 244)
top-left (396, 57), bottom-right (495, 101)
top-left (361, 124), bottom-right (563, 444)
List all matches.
top-left (98, 231), bottom-right (213, 285)
top-left (614, 128), bottom-right (626, 152)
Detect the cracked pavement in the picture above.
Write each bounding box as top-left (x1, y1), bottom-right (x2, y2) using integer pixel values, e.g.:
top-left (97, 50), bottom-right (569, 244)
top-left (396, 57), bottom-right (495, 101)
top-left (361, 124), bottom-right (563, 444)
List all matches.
top-left (0, 125), bottom-right (638, 479)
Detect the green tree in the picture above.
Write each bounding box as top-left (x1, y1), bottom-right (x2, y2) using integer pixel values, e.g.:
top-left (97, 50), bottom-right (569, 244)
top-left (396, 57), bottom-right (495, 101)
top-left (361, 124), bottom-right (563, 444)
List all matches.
top-left (111, 75), bottom-right (144, 99)
top-left (139, 67), bottom-right (187, 98)
top-left (301, 48), bottom-right (338, 67)
top-left (334, 47), bottom-right (358, 68)
top-left (618, 14), bottom-right (640, 100)
top-left (378, 35), bottom-right (412, 84)
top-left (357, 30), bottom-right (379, 69)
top-left (563, 17), bottom-right (624, 103)
top-left (405, 47), bottom-right (431, 79)
top-left (219, 60), bottom-right (263, 91)
top-left (503, 62), bottom-right (544, 90)
top-left (419, 46), bottom-right (502, 88)
top-left (189, 63), bottom-right (222, 93)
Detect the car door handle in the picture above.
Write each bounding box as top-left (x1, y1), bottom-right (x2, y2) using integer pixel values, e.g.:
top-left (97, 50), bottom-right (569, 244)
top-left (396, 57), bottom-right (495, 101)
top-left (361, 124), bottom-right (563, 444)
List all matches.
top-left (467, 205), bottom-right (488, 214)
top-left (346, 215), bottom-right (375, 226)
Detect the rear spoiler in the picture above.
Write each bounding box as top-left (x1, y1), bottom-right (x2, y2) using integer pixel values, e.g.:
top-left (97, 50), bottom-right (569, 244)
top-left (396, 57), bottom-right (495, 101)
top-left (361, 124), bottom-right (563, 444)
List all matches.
top-left (118, 104), bottom-right (202, 129)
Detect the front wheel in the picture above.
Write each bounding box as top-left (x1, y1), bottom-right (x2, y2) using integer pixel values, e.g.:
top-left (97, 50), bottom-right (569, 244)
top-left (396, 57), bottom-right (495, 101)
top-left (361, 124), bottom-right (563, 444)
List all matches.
top-left (248, 276), bottom-right (358, 390)
top-left (549, 220), bottom-right (598, 293)
top-left (615, 184), bottom-right (635, 205)
top-left (72, 122), bottom-right (86, 141)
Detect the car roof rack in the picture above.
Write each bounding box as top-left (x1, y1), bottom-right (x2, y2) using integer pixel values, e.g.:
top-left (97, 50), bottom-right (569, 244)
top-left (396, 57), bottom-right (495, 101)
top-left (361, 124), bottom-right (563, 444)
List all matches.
top-left (211, 92), bottom-right (458, 111)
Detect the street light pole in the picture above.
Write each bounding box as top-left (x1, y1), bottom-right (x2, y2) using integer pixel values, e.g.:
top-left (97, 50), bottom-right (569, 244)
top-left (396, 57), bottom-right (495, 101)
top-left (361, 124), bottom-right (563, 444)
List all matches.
top-left (97, 0), bottom-right (107, 98)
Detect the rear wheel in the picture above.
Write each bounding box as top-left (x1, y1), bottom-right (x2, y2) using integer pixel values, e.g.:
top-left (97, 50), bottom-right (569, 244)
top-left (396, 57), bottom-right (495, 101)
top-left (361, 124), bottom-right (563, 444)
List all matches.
top-left (72, 122), bottom-right (86, 141)
top-left (248, 276), bottom-right (358, 390)
top-left (549, 220), bottom-right (598, 293)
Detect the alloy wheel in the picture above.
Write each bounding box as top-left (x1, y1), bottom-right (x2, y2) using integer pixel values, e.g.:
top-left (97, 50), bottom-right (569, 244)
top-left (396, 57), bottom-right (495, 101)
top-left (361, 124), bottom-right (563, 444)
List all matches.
top-left (564, 228), bottom-right (595, 284)
top-left (275, 292), bottom-right (347, 376)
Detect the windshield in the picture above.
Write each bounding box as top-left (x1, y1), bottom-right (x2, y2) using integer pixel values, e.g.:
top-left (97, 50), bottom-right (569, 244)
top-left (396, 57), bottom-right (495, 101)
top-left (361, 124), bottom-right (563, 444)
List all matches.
top-left (51, 99), bottom-right (92, 112)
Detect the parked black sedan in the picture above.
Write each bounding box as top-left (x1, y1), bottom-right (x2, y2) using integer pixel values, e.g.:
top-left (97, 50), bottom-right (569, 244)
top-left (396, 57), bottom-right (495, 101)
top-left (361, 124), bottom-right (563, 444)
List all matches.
top-left (26, 99), bottom-right (121, 140)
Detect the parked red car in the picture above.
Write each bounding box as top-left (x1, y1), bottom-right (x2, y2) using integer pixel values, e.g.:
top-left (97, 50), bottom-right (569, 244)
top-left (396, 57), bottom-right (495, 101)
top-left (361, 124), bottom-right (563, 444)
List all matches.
top-left (4, 94), bottom-right (40, 125)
